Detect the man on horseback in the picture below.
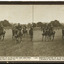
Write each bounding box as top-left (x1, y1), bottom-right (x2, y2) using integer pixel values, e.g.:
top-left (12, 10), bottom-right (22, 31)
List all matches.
top-left (0, 23), bottom-right (4, 33)
top-left (12, 23), bottom-right (23, 42)
top-left (62, 27), bottom-right (64, 39)
top-left (16, 23), bottom-right (22, 36)
top-left (0, 23), bottom-right (5, 40)
top-left (23, 25), bottom-right (28, 36)
top-left (48, 24), bottom-right (55, 40)
top-left (42, 23), bottom-right (55, 41)
top-left (42, 24), bottom-right (49, 36)
top-left (49, 24), bottom-right (54, 32)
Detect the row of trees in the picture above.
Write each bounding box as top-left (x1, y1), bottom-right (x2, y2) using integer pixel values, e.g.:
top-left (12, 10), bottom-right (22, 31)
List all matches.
top-left (0, 19), bottom-right (63, 28)
top-left (32, 20), bottom-right (62, 28)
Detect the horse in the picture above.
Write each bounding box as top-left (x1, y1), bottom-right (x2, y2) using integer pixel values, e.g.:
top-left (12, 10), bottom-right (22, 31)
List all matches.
top-left (48, 30), bottom-right (55, 41)
top-left (42, 29), bottom-right (49, 41)
top-left (42, 28), bottom-right (55, 41)
top-left (12, 28), bottom-right (23, 43)
top-left (22, 27), bottom-right (28, 37)
top-left (12, 28), bottom-right (17, 39)
top-left (0, 30), bottom-right (6, 40)
top-left (16, 29), bottom-right (23, 43)
top-left (62, 29), bottom-right (64, 39)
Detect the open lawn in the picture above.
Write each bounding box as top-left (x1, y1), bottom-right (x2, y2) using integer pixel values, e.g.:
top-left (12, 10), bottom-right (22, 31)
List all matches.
top-left (0, 29), bottom-right (64, 56)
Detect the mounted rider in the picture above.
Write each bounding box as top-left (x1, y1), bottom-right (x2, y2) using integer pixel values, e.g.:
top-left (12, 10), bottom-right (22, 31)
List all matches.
top-left (0, 23), bottom-right (4, 34)
top-left (23, 25), bottom-right (26, 29)
top-left (23, 25), bottom-right (27, 34)
top-left (45, 24), bottom-right (49, 33)
top-left (15, 23), bottom-right (22, 37)
top-left (49, 24), bottom-right (54, 32)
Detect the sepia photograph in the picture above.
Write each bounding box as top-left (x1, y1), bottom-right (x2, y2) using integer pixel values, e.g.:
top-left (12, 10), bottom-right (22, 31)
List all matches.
top-left (0, 1), bottom-right (64, 62)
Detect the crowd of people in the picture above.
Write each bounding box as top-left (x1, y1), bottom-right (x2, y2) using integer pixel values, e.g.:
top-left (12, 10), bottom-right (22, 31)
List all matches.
top-left (0, 22), bottom-right (55, 41)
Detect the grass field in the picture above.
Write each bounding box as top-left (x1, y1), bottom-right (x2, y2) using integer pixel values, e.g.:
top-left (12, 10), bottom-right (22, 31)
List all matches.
top-left (0, 29), bottom-right (64, 56)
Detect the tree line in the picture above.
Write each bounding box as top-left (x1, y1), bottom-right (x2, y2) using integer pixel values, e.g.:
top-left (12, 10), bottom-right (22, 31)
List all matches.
top-left (32, 20), bottom-right (63, 28)
top-left (0, 19), bottom-right (64, 28)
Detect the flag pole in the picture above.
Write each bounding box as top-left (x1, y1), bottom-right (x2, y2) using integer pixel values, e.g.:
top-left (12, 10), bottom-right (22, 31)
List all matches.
top-left (32, 5), bottom-right (34, 27)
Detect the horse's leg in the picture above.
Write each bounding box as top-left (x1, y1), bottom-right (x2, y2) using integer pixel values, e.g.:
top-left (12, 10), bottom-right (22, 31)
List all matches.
top-left (12, 35), bottom-right (13, 39)
top-left (16, 38), bottom-right (19, 43)
top-left (31, 36), bottom-right (32, 41)
top-left (62, 34), bottom-right (64, 40)
top-left (45, 35), bottom-right (48, 41)
top-left (48, 36), bottom-right (50, 41)
top-left (30, 35), bottom-right (32, 41)
top-left (62, 35), bottom-right (63, 39)
top-left (47, 35), bottom-right (49, 41)
top-left (18, 37), bottom-right (21, 43)
top-left (2, 35), bottom-right (4, 40)
top-left (24, 33), bottom-right (25, 37)
top-left (31, 35), bottom-right (33, 41)
top-left (53, 34), bottom-right (55, 41)
top-left (45, 36), bottom-right (46, 41)
top-left (50, 36), bottom-right (51, 41)
top-left (15, 36), bottom-right (18, 43)
top-left (20, 36), bottom-right (22, 43)
top-left (20, 36), bottom-right (22, 41)
top-left (42, 35), bottom-right (43, 41)
top-left (47, 35), bottom-right (50, 41)
top-left (0, 36), bottom-right (1, 39)
top-left (53, 35), bottom-right (54, 41)
top-left (15, 38), bottom-right (17, 43)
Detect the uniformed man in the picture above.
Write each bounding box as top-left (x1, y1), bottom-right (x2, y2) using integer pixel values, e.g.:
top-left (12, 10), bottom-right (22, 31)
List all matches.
top-left (29, 27), bottom-right (33, 41)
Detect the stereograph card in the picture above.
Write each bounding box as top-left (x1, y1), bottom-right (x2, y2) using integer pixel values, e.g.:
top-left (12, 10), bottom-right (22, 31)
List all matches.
top-left (0, 1), bottom-right (63, 63)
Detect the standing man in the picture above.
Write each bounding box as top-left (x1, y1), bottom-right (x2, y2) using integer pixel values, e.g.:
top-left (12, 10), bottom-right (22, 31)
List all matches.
top-left (29, 27), bottom-right (33, 41)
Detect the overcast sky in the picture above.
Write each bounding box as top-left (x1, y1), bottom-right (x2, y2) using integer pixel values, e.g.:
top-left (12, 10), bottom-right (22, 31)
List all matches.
top-left (0, 5), bottom-right (64, 24)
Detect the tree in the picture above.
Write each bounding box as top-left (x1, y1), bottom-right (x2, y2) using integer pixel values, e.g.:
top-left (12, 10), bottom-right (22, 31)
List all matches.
top-left (32, 23), bottom-right (36, 27)
top-left (0, 20), bottom-right (11, 27)
top-left (37, 22), bottom-right (43, 27)
top-left (49, 20), bottom-right (62, 27)
top-left (27, 23), bottom-right (32, 28)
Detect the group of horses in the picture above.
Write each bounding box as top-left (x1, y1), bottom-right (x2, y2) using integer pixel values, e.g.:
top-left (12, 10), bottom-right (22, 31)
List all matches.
top-left (0, 26), bottom-right (64, 42)
top-left (11, 25), bottom-right (56, 42)
top-left (42, 27), bottom-right (56, 41)
top-left (12, 26), bottom-right (33, 43)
